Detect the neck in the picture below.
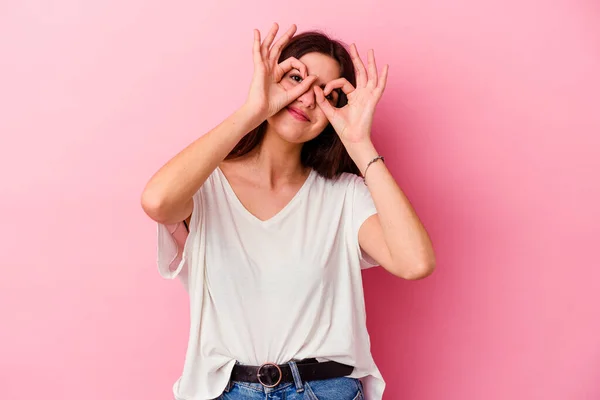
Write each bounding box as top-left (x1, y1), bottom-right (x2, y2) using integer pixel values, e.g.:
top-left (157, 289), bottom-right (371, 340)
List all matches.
top-left (246, 125), bottom-right (308, 188)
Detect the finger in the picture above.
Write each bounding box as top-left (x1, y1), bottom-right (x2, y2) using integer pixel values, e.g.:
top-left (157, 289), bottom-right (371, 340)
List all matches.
top-left (268, 24), bottom-right (297, 65)
top-left (350, 43), bottom-right (368, 87)
top-left (313, 86), bottom-right (336, 119)
top-left (253, 29), bottom-right (262, 67)
top-left (286, 75), bottom-right (318, 102)
top-left (323, 78), bottom-right (355, 96)
top-left (275, 57), bottom-right (308, 82)
top-left (367, 49), bottom-right (378, 88)
top-left (375, 64), bottom-right (389, 96)
top-left (261, 23), bottom-right (279, 60)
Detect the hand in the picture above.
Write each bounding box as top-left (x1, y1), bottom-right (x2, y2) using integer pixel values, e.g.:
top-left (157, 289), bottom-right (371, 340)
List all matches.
top-left (244, 23), bottom-right (318, 121)
top-left (313, 44), bottom-right (388, 144)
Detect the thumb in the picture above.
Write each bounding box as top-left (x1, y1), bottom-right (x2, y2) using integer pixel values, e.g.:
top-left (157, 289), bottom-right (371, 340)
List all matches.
top-left (313, 86), bottom-right (335, 120)
top-left (286, 75), bottom-right (318, 102)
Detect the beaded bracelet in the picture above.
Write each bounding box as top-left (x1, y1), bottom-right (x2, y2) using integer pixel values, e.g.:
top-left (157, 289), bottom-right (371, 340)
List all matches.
top-left (362, 155), bottom-right (384, 185)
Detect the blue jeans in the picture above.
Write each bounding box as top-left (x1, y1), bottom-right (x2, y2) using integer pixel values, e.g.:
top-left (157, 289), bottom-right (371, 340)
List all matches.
top-left (214, 360), bottom-right (365, 399)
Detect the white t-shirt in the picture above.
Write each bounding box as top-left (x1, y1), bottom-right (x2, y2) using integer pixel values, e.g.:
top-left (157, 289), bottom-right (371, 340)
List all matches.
top-left (156, 167), bottom-right (386, 400)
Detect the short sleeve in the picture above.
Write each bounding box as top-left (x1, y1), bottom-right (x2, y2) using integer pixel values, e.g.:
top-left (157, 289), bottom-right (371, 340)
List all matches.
top-left (156, 188), bottom-right (203, 285)
top-left (351, 176), bottom-right (379, 270)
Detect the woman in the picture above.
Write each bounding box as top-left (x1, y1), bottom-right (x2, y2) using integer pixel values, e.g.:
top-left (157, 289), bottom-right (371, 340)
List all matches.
top-left (141, 23), bottom-right (435, 400)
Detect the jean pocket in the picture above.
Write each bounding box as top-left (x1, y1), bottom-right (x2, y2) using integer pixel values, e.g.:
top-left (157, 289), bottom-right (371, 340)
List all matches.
top-left (304, 377), bottom-right (363, 400)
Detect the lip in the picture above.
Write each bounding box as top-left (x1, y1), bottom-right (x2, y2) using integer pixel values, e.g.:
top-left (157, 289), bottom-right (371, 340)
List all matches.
top-left (287, 106), bottom-right (310, 122)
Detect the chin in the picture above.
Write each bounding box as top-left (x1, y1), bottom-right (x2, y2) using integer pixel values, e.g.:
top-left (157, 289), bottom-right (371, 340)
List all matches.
top-left (276, 127), bottom-right (315, 144)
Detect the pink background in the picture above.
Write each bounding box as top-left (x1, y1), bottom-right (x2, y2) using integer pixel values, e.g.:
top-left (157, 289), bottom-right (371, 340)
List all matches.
top-left (1, 0), bottom-right (599, 399)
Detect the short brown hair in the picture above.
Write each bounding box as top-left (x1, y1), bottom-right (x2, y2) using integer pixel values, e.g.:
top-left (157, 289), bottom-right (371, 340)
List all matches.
top-left (225, 31), bottom-right (359, 179)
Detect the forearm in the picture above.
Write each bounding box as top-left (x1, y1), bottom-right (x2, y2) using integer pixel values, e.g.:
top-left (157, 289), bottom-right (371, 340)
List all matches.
top-left (141, 105), bottom-right (263, 222)
top-left (346, 139), bottom-right (436, 273)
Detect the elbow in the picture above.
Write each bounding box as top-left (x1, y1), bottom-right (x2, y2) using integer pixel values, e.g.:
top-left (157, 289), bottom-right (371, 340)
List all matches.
top-left (391, 258), bottom-right (436, 280)
top-left (141, 187), bottom-right (193, 225)
top-left (406, 261), bottom-right (436, 280)
top-left (140, 188), bottom-right (166, 222)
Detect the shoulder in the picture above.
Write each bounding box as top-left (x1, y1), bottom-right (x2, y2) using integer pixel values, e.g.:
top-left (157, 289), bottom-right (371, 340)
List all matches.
top-left (308, 172), bottom-right (367, 210)
top-left (313, 171), bottom-right (362, 191)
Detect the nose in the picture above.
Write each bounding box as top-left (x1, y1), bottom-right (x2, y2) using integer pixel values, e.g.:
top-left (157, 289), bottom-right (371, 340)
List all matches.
top-left (297, 86), bottom-right (316, 109)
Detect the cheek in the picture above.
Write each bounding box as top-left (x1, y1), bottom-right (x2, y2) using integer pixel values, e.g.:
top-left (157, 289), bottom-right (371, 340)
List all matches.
top-left (312, 109), bottom-right (330, 130)
top-left (280, 77), bottom-right (294, 91)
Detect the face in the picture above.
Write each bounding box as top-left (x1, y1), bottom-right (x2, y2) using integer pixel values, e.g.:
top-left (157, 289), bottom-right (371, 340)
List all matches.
top-left (266, 52), bottom-right (341, 143)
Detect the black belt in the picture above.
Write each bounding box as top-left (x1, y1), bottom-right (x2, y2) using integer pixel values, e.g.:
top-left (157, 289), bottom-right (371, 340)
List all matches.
top-left (230, 358), bottom-right (354, 388)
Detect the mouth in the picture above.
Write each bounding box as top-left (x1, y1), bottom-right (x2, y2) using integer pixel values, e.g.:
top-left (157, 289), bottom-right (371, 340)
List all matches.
top-left (287, 106), bottom-right (310, 122)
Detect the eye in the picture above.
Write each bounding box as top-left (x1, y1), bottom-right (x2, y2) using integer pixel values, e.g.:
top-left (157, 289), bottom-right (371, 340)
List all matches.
top-left (290, 74), bottom-right (303, 83)
top-left (325, 88), bottom-right (339, 103)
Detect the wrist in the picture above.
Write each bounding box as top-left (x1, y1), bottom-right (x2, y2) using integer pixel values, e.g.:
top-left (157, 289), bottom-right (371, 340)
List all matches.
top-left (237, 103), bottom-right (267, 131)
top-left (343, 140), bottom-right (379, 175)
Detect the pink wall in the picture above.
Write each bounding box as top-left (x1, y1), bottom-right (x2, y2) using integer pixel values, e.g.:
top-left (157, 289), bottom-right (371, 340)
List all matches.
top-left (1, 1), bottom-right (599, 399)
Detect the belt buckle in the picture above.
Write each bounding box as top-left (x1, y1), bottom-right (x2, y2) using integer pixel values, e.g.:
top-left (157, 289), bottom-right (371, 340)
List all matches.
top-left (257, 362), bottom-right (282, 388)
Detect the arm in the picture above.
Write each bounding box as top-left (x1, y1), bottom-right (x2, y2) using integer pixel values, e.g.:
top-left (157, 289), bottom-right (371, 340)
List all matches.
top-left (313, 45), bottom-right (435, 279)
top-left (141, 23), bottom-right (317, 225)
top-left (140, 106), bottom-right (261, 225)
top-left (350, 143), bottom-right (436, 280)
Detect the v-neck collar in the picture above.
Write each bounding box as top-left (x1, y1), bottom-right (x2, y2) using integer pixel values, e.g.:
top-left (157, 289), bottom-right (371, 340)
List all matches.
top-left (215, 166), bottom-right (316, 227)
